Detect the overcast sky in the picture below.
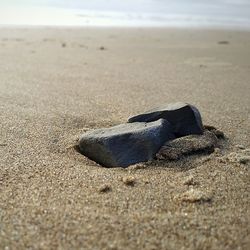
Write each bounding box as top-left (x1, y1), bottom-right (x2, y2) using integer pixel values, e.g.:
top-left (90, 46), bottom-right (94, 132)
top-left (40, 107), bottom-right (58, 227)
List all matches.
top-left (1, 0), bottom-right (250, 14)
top-left (0, 0), bottom-right (249, 28)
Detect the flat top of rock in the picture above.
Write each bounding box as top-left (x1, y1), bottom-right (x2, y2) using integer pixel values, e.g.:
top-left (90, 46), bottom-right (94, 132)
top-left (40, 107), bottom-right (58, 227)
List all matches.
top-left (80, 119), bottom-right (169, 139)
top-left (145, 102), bottom-right (189, 113)
top-left (128, 102), bottom-right (203, 137)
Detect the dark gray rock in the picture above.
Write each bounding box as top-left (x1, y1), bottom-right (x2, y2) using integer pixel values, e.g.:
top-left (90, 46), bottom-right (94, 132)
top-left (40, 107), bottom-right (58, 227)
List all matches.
top-left (128, 102), bottom-right (203, 137)
top-left (79, 119), bottom-right (175, 167)
top-left (156, 130), bottom-right (218, 161)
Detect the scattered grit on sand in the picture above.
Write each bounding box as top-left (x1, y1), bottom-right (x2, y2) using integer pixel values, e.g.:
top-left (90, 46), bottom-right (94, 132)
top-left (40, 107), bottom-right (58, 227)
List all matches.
top-left (0, 28), bottom-right (250, 250)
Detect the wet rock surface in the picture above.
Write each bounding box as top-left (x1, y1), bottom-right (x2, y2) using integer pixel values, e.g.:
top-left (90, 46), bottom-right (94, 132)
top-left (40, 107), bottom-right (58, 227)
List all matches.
top-left (79, 119), bottom-right (174, 167)
top-left (128, 102), bottom-right (203, 137)
top-left (156, 130), bottom-right (218, 161)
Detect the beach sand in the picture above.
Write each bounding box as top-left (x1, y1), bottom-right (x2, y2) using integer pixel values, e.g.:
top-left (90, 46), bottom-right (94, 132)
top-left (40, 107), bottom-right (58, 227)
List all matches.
top-left (0, 27), bottom-right (249, 249)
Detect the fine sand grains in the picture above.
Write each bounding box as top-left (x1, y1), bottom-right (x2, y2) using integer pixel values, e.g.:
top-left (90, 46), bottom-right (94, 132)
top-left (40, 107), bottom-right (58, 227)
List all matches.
top-left (0, 28), bottom-right (249, 250)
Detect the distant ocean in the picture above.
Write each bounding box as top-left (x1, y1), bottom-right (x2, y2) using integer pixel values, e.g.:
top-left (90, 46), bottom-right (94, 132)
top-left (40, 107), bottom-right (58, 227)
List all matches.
top-left (0, 0), bottom-right (250, 29)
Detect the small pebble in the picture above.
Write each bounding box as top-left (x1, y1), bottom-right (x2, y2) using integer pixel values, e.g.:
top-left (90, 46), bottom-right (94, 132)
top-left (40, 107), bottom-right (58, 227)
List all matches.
top-left (183, 176), bottom-right (198, 186)
top-left (98, 184), bottom-right (112, 193)
top-left (239, 156), bottom-right (250, 165)
top-left (177, 189), bottom-right (212, 203)
top-left (227, 151), bottom-right (250, 165)
top-left (218, 41), bottom-right (229, 45)
top-left (122, 176), bottom-right (136, 186)
top-left (213, 147), bottom-right (221, 155)
top-left (213, 129), bottom-right (225, 139)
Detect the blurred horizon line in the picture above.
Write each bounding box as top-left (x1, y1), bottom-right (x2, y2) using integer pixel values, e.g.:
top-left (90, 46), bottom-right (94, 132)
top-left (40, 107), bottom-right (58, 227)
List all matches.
top-left (0, 1), bottom-right (250, 30)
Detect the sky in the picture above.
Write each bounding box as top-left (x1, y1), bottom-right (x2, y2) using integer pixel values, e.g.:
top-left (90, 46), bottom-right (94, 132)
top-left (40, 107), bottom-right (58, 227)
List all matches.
top-left (0, 0), bottom-right (250, 29)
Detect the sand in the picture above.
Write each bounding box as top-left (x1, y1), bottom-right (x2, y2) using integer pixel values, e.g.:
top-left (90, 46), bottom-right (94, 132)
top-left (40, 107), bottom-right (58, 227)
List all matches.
top-left (0, 27), bottom-right (249, 250)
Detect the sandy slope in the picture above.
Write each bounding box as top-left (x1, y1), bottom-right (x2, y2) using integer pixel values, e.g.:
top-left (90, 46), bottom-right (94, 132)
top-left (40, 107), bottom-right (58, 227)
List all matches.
top-left (0, 27), bottom-right (249, 249)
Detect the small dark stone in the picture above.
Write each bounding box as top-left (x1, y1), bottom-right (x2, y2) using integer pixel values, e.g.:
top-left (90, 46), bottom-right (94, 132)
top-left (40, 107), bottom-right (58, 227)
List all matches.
top-left (122, 176), bottom-right (136, 186)
top-left (239, 157), bottom-right (250, 164)
top-left (79, 119), bottom-right (175, 167)
top-left (128, 102), bottom-right (203, 137)
top-left (218, 41), bottom-right (229, 45)
top-left (52, 138), bottom-right (59, 143)
top-left (98, 184), bottom-right (112, 193)
top-left (199, 64), bottom-right (206, 68)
